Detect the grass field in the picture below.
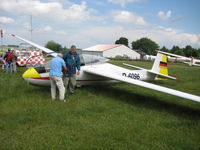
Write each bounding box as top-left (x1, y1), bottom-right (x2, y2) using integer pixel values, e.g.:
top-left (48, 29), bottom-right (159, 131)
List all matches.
top-left (0, 60), bottom-right (200, 150)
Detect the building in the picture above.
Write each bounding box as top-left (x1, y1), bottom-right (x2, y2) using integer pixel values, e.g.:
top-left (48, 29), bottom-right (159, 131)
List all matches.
top-left (135, 50), bottom-right (146, 59)
top-left (82, 44), bottom-right (140, 59)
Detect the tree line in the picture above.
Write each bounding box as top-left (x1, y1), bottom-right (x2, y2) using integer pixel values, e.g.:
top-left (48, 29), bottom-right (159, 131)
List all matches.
top-left (115, 37), bottom-right (200, 58)
top-left (45, 41), bottom-right (69, 54)
top-left (45, 37), bottom-right (200, 58)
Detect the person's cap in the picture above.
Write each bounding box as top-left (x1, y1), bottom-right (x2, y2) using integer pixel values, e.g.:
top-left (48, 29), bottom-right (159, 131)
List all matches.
top-left (71, 45), bottom-right (76, 49)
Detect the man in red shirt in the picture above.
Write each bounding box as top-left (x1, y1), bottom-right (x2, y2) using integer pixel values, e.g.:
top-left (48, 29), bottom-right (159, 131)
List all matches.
top-left (4, 49), bottom-right (14, 73)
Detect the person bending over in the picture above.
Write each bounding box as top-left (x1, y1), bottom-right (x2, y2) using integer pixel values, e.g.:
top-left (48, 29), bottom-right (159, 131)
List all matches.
top-left (50, 53), bottom-right (67, 102)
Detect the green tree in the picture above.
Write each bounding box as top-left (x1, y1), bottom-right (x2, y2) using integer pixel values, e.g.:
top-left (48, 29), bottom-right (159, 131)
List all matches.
top-left (62, 46), bottom-right (70, 55)
top-left (160, 46), bottom-right (169, 52)
top-left (131, 37), bottom-right (159, 55)
top-left (198, 48), bottom-right (200, 58)
top-left (170, 45), bottom-right (184, 56)
top-left (45, 41), bottom-right (63, 52)
top-left (115, 37), bottom-right (129, 47)
top-left (183, 45), bottom-right (194, 57)
top-left (176, 45), bottom-right (200, 58)
top-left (192, 49), bottom-right (199, 58)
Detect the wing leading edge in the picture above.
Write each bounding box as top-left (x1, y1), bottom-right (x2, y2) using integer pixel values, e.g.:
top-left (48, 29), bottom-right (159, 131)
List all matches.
top-left (83, 64), bottom-right (200, 103)
top-left (11, 34), bottom-right (57, 57)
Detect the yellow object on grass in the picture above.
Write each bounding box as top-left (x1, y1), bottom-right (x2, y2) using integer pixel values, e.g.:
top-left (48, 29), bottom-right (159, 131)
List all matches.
top-left (22, 68), bottom-right (41, 78)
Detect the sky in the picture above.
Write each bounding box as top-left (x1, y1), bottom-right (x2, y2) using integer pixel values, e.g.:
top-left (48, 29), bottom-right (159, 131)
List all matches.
top-left (0, 0), bottom-right (200, 49)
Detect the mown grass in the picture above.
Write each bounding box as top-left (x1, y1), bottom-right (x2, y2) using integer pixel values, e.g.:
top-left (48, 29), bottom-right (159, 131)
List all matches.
top-left (0, 61), bottom-right (200, 150)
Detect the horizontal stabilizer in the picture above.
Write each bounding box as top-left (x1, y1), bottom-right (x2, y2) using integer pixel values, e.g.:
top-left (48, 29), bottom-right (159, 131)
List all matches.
top-left (157, 51), bottom-right (189, 60)
top-left (123, 63), bottom-right (180, 81)
top-left (123, 63), bottom-right (146, 70)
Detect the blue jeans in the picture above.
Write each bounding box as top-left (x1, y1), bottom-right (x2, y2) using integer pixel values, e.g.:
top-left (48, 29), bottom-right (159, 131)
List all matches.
top-left (6, 62), bottom-right (13, 73)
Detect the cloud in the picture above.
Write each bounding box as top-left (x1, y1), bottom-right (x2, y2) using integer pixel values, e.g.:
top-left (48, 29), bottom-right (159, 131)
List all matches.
top-left (108, 0), bottom-right (144, 7)
top-left (23, 22), bottom-right (31, 30)
top-left (1, 1), bottom-right (199, 50)
top-left (79, 25), bottom-right (200, 48)
top-left (4, 23), bottom-right (200, 49)
top-left (157, 10), bottom-right (172, 20)
top-left (42, 26), bottom-right (53, 32)
top-left (112, 11), bottom-right (147, 25)
top-left (0, 16), bottom-right (14, 23)
top-left (55, 30), bottom-right (67, 35)
top-left (171, 16), bottom-right (184, 22)
top-left (144, 25), bottom-right (200, 48)
top-left (0, 0), bottom-right (93, 23)
top-left (166, 32), bottom-right (200, 48)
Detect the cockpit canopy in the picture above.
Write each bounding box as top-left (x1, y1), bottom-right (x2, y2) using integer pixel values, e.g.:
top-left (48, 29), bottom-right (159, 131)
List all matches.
top-left (44, 54), bottom-right (109, 68)
top-left (80, 54), bottom-right (109, 65)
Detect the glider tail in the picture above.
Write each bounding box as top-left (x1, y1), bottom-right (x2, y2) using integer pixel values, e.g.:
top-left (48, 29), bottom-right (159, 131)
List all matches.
top-left (151, 52), bottom-right (168, 80)
top-left (123, 52), bottom-right (180, 81)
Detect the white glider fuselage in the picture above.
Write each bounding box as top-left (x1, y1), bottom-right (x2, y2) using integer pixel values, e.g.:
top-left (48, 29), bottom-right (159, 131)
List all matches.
top-left (23, 62), bottom-right (153, 87)
top-left (158, 51), bottom-right (200, 67)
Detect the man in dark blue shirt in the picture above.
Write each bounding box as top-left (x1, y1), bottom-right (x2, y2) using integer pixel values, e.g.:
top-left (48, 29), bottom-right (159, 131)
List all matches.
top-left (63, 45), bottom-right (80, 95)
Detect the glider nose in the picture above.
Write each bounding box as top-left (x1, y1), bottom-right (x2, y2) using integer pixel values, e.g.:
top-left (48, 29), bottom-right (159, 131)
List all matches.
top-left (22, 68), bottom-right (41, 78)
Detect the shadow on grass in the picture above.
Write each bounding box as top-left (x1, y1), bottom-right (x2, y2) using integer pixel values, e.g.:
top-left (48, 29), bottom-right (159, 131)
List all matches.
top-left (21, 82), bottom-right (200, 119)
top-left (84, 84), bottom-right (200, 119)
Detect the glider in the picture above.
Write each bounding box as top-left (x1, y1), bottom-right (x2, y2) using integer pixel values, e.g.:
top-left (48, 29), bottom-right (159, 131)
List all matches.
top-left (12, 34), bottom-right (200, 103)
top-left (157, 50), bottom-right (200, 67)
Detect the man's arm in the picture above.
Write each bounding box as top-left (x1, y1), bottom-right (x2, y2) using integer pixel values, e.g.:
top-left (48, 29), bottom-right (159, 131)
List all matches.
top-left (14, 51), bottom-right (18, 57)
top-left (76, 54), bottom-right (81, 75)
top-left (3, 53), bottom-right (7, 59)
top-left (63, 66), bottom-right (67, 74)
top-left (61, 59), bottom-right (67, 74)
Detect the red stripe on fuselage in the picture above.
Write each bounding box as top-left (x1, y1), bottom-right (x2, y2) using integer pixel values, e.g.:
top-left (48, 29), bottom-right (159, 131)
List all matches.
top-left (77, 79), bottom-right (112, 82)
top-left (32, 77), bottom-right (112, 82)
top-left (33, 77), bottom-right (50, 80)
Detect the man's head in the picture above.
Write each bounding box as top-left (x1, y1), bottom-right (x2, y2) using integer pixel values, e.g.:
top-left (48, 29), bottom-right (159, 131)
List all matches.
top-left (8, 49), bottom-right (11, 52)
top-left (70, 45), bottom-right (76, 54)
top-left (57, 53), bottom-right (63, 58)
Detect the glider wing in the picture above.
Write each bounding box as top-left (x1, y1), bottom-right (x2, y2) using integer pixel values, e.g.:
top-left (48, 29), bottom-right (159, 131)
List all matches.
top-left (11, 34), bottom-right (57, 57)
top-left (83, 63), bottom-right (200, 103)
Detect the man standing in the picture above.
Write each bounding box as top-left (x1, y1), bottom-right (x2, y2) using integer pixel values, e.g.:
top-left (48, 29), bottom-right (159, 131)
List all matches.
top-left (4, 49), bottom-right (13, 73)
top-left (63, 45), bottom-right (80, 95)
top-left (50, 53), bottom-right (67, 102)
top-left (12, 50), bottom-right (18, 72)
top-left (0, 54), bottom-right (5, 70)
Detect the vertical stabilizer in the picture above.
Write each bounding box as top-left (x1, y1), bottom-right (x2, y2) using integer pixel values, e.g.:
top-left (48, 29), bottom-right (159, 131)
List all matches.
top-left (151, 53), bottom-right (168, 80)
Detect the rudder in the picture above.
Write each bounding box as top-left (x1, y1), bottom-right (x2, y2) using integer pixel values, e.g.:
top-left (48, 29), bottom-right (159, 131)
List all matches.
top-left (151, 52), bottom-right (168, 80)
